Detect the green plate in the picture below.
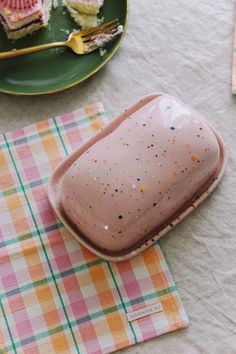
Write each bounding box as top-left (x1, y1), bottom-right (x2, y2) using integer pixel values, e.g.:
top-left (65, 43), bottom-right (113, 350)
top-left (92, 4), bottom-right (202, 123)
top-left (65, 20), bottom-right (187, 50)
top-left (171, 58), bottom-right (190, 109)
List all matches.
top-left (0, 0), bottom-right (128, 95)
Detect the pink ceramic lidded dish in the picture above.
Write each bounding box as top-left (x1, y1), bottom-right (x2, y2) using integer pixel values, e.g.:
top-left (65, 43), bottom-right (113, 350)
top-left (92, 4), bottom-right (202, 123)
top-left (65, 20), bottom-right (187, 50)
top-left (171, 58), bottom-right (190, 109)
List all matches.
top-left (47, 94), bottom-right (227, 261)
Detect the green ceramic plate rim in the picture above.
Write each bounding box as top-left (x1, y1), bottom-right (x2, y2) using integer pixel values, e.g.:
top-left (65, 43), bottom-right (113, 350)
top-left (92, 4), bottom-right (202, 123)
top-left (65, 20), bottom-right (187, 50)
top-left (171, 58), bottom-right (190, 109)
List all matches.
top-left (0, 0), bottom-right (128, 96)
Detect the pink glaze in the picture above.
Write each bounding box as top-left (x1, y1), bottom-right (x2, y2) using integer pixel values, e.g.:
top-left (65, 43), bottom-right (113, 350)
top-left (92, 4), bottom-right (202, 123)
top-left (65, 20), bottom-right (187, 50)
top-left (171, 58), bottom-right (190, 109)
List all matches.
top-left (0, 0), bottom-right (38, 11)
top-left (0, 0), bottom-right (42, 23)
top-left (53, 94), bottom-right (223, 255)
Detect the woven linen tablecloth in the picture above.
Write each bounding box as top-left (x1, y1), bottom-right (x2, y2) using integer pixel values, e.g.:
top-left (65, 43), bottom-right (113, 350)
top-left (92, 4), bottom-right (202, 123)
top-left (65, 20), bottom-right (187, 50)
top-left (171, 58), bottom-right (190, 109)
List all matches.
top-left (0, 102), bottom-right (189, 354)
top-left (233, 25), bottom-right (236, 93)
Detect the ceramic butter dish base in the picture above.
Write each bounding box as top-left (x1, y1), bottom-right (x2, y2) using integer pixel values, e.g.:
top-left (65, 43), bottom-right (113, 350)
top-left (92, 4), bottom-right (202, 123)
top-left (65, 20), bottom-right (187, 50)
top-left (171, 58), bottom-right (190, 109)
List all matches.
top-left (48, 94), bottom-right (227, 261)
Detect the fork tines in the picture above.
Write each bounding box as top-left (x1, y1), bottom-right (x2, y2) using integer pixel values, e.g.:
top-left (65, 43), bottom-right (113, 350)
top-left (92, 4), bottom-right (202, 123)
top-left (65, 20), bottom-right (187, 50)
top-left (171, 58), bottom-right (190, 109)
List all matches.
top-left (80, 19), bottom-right (119, 41)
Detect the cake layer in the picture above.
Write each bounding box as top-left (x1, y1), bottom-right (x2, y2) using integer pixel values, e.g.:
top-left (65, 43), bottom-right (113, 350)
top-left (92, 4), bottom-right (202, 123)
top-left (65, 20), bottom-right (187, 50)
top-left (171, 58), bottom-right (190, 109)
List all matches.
top-left (0, 12), bottom-right (43, 30)
top-left (5, 20), bottom-right (43, 39)
top-left (66, 5), bottom-right (102, 29)
top-left (60, 94), bottom-right (221, 253)
top-left (65, 0), bottom-right (103, 15)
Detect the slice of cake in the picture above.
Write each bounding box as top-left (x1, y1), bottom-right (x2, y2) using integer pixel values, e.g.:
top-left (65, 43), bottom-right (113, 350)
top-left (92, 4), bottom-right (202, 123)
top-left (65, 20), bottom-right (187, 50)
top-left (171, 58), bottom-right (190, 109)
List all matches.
top-left (66, 5), bottom-right (102, 29)
top-left (63, 0), bottom-right (104, 30)
top-left (65, 0), bottom-right (103, 15)
top-left (0, 0), bottom-right (51, 40)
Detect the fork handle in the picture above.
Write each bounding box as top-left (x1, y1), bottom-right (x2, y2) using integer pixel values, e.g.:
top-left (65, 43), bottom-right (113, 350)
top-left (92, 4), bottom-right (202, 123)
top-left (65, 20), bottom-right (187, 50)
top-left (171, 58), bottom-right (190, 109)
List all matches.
top-left (0, 41), bottom-right (67, 60)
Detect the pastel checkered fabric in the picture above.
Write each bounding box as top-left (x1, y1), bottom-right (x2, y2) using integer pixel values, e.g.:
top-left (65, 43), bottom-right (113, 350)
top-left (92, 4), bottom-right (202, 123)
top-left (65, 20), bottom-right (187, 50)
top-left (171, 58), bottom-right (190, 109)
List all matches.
top-left (0, 102), bottom-right (189, 354)
top-left (233, 25), bottom-right (236, 94)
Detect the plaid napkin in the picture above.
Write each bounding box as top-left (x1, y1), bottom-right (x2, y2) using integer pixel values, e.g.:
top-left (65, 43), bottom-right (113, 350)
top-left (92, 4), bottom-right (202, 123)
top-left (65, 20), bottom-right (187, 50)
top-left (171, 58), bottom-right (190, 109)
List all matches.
top-left (233, 25), bottom-right (236, 94)
top-left (0, 102), bottom-right (189, 354)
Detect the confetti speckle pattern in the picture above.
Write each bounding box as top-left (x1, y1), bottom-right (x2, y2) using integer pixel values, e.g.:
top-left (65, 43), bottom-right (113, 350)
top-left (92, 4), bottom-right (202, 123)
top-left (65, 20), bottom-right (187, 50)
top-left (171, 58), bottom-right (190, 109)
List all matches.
top-left (49, 94), bottom-right (225, 260)
top-left (58, 94), bottom-right (222, 256)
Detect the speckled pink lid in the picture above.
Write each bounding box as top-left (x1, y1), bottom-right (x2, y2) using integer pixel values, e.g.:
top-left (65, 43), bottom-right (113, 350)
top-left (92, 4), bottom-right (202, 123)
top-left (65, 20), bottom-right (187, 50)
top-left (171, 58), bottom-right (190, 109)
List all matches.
top-left (48, 93), bottom-right (226, 261)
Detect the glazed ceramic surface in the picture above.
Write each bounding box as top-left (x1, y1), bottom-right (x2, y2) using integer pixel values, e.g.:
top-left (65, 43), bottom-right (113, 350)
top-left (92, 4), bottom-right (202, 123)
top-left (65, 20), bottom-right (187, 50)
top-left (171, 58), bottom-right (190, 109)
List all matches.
top-left (48, 93), bottom-right (227, 261)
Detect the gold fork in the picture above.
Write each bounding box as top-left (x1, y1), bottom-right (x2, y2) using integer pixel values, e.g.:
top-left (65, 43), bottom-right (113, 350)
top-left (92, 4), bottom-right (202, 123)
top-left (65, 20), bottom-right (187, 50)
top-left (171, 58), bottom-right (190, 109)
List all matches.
top-left (0, 19), bottom-right (119, 60)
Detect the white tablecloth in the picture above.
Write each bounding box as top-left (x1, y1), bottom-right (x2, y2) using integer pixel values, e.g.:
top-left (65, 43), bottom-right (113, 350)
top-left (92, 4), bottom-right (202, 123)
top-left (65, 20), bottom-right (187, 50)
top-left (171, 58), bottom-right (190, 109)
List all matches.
top-left (1, 0), bottom-right (236, 352)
